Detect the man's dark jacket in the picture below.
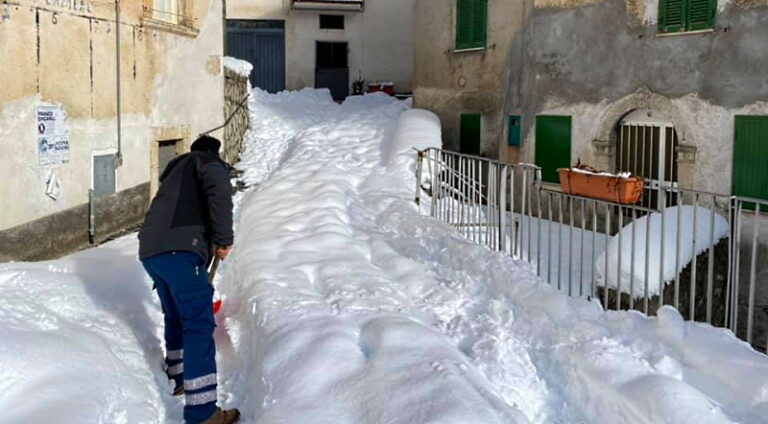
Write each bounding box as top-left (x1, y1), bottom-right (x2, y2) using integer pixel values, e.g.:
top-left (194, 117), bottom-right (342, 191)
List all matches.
top-left (138, 151), bottom-right (234, 263)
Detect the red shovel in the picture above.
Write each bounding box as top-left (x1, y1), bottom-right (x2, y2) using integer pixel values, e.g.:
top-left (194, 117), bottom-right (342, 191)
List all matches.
top-left (208, 256), bottom-right (223, 314)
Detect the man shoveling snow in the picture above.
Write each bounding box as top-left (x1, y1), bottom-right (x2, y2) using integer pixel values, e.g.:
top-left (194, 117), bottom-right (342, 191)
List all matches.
top-left (139, 135), bottom-right (240, 424)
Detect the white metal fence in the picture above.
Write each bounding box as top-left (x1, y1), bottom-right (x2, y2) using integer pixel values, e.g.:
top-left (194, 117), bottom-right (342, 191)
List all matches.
top-left (415, 148), bottom-right (768, 353)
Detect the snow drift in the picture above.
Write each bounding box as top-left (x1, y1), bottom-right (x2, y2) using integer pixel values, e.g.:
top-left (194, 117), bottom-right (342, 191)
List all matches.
top-left (595, 206), bottom-right (729, 297)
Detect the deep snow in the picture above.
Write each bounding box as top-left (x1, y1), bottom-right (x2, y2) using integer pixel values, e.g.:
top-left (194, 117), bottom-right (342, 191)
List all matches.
top-left (1, 89), bottom-right (768, 423)
top-left (595, 205), bottom-right (729, 297)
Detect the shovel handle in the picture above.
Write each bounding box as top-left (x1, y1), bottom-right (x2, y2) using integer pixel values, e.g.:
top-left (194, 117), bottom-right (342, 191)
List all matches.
top-left (208, 256), bottom-right (221, 284)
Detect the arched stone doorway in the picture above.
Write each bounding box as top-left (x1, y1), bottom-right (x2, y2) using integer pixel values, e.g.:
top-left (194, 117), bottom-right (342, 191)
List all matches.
top-left (591, 87), bottom-right (697, 205)
top-left (616, 108), bottom-right (679, 209)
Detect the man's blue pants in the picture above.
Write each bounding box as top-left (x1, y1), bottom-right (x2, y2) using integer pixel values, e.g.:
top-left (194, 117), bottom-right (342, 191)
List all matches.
top-left (142, 251), bottom-right (218, 424)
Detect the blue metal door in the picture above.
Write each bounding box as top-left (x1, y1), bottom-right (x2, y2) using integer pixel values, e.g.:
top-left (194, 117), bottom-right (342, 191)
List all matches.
top-left (226, 20), bottom-right (285, 93)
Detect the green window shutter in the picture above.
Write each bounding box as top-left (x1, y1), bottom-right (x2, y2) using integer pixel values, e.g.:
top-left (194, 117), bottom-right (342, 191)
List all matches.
top-left (687, 0), bottom-right (716, 30)
top-left (535, 116), bottom-right (572, 183)
top-left (456, 0), bottom-right (471, 49)
top-left (460, 113), bottom-right (482, 155)
top-left (456, 0), bottom-right (487, 50)
top-left (470, 0), bottom-right (487, 48)
top-left (659, 0), bottom-right (687, 33)
top-left (733, 116), bottom-right (768, 208)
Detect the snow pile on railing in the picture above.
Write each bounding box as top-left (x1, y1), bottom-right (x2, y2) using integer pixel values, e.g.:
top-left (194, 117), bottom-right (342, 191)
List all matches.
top-left (223, 56), bottom-right (253, 78)
top-left (595, 205), bottom-right (729, 297)
top-left (386, 108), bottom-right (441, 168)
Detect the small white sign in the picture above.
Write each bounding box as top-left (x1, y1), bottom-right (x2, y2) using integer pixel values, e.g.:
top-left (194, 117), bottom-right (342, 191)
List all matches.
top-left (46, 170), bottom-right (61, 200)
top-left (37, 105), bottom-right (70, 166)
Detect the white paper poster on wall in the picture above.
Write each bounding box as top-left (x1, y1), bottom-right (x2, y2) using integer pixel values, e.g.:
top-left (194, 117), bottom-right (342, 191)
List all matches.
top-left (37, 105), bottom-right (70, 166)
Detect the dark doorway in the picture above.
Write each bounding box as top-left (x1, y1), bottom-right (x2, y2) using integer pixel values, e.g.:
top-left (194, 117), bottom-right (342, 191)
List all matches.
top-left (226, 20), bottom-right (286, 93)
top-left (460, 114), bottom-right (481, 156)
top-left (316, 41), bottom-right (349, 101)
top-left (158, 139), bottom-right (179, 182)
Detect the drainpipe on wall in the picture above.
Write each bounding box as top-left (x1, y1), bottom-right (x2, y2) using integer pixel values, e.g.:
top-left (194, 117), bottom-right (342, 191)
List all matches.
top-left (114, 0), bottom-right (123, 167)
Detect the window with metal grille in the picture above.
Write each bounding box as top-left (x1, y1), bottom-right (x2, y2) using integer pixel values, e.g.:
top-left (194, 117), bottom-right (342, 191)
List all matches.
top-left (320, 15), bottom-right (345, 30)
top-left (455, 0), bottom-right (487, 50)
top-left (616, 110), bottom-right (679, 209)
top-left (659, 0), bottom-right (716, 34)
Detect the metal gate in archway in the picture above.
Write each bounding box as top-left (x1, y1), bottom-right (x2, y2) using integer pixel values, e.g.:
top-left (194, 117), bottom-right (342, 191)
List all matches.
top-left (616, 109), bottom-right (679, 210)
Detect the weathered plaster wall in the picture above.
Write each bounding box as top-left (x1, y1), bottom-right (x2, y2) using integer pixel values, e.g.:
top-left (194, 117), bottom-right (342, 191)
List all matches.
top-left (0, 0), bottom-right (224, 256)
top-left (226, 0), bottom-right (415, 93)
top-left (503, 0), bottom-right (768, 195)
top-left (413, 0), bottom-right (524, 156)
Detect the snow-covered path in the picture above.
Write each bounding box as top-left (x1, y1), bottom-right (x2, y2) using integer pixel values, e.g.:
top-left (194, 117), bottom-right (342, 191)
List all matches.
top-left (215, 90), bottom-right (768, 423)
top-left (1, 89), bottom-right (768, 423)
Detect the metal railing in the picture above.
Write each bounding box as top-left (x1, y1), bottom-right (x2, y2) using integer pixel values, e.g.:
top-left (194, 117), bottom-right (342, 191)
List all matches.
top-left (416, 148), bottom-right (768, 353)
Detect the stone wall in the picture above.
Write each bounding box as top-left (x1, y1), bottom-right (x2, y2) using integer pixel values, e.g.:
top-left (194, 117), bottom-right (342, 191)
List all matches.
top-left (223, 68), bottom-right (251, 165)
top-left (0, 183), bottom-right (149, 261)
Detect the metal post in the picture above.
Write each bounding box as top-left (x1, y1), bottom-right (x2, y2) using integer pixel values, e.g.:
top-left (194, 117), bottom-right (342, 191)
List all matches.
top-left (644, 203), bottom-right (652, 314)
top-left (414, 150), bottom-right (424, 206)
top-left (690, 195), bottom-right (699, 320)
top-left (557, 194), bottom-right (564, 291)
top-left (604, 202), bottom-right (611, 309)
top-left (674, 197), bottom-right (683, 310)
top-left (591, 201), bottom-right (597, 299)
top-left (659, 191), bottom-right (667, 308)
top-left (617, 206), bottom-right (624, 310)
top-left (580, 199), bottom-right (586, 297)
top-left (630, 207), bottom-right (636, 311)
top-left (732, 199), bottom-right (743, 332)
top-left (430, 150), bottom-right (439, 218)
top-left (499, 165), bottom-right (507, 253)
top-left (747, 204), bottom-right (760, 344)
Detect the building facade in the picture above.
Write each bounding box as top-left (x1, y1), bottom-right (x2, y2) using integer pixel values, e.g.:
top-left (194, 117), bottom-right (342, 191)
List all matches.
top-left (413, 0), bottom-right (524, 157)
top-left (0, 0), bottom-right (226, 261)
top-left (415, 0), bottom-right (768, 195)
top-left (225, 0), bottom-right (415, 100)
top-left (507, 0), bottom-right (768, 195)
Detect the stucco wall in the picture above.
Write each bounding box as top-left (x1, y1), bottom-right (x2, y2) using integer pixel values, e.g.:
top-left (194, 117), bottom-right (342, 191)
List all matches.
top-left (413, 0), bottom-right (524, 156)
top-left (0, 0), bottom-right (224, 238)
top-left (226, 0), bottom-right (414, 94)
top-left (503, 0), bottom-right (768, 195)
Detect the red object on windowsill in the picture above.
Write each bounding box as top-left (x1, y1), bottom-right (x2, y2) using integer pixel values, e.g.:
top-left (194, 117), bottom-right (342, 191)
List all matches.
top-left (367, 82), bottom-right (395, 96)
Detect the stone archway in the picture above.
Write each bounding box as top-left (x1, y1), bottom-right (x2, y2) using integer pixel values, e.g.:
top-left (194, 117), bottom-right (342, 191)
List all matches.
top-left (591, 86), bottom-right (697, 190)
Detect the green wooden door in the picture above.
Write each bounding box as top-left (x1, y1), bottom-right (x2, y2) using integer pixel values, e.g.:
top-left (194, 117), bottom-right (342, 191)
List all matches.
top-left (460, 113), bottom-right (481, 155)
top-left (535, 116), bottom-right (572, 183)
top-left (733, 116), bottom-right (768, 205)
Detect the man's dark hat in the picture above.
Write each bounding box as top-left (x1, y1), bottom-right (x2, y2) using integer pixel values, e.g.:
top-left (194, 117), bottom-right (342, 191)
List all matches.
top-left (191, 135), bottom-right (221, 153)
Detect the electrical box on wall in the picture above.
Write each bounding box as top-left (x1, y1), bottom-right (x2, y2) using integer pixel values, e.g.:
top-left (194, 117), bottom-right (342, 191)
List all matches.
top-left (93, 154), bottom-right (116, 197)
top-left (508, 115), bottom-right (522, 147)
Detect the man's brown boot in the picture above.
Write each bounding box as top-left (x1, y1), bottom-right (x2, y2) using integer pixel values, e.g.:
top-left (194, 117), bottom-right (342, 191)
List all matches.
top-left (201, 407), bottom-right (240, 424)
